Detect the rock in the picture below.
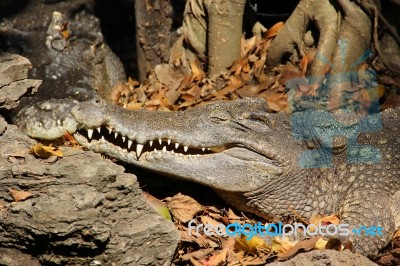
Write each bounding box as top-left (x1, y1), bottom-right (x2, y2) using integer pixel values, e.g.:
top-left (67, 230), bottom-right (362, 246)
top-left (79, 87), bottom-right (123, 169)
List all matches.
top-left (0, 52), bottom-right (41, 110)
top-left (0, 121), bottom-right (179, 265)
top-left (0, 248), bottom-right (41, 266)
top-left (269, 249), bottom-right (377, 266)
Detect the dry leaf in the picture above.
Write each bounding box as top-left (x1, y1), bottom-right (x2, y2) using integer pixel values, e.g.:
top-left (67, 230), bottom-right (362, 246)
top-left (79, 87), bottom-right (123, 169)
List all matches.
top-left (277, 237), bottom-right (320, 261)
top-left (166, 193), bottom-right (203, 223)
top-left (9, 189), bottom-right (34, 202)
top-left (300, 55), bottom-right (309, 76)
top-left (154, 64), bottom-right (185, 90)
top-left (265, 22), bottom-right (284, 39)
top-left (325, 238), bottom-right (343, 251)
top-left (31, 143), bottom-right (63, 158)
top-left (271, 237), bottom-right (297, 255)
top-left (309, 214), bottom-right (340, 227)
top-left (142, 192), bottom-right (172, 221)
top-left (202, 249), bottom-right (227, 266)
top-left (190, 59), bottom-right (205, 82)
top-left (235, 235), bottom-right (269, 253)
top-left (181, 248), bottom-right (214, 261)
top-left (315, 238), bottom-right (328, 250)
top-left (63, 131), bottom-right (78, 145)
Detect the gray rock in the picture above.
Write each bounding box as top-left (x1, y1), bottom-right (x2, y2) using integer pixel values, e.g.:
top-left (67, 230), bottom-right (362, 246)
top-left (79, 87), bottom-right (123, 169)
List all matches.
top-left (0, 121), bottom-right (179, 265)
top-left (0, 52), bottom-right (41, 110)
top-left (268, 249), bottom-right (377, 266)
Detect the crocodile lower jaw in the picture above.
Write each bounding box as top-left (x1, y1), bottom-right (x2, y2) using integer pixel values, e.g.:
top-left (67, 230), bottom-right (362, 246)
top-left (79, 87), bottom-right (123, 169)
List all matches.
top-left (74, 126), bottom-right (223, 160)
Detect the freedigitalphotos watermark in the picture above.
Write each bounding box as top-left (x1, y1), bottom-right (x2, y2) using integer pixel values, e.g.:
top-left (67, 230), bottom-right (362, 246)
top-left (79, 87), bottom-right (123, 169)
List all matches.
top-left (286, 40), bottom-right (383, 168)
top-left (188, 220), bottom-right (384, 241)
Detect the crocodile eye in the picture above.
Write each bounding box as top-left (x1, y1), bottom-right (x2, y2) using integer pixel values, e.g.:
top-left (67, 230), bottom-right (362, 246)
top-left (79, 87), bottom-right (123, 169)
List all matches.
top-left (210, 110), bottom-right (231, 123)
top-left (210, 117), bottom-right (227, 123)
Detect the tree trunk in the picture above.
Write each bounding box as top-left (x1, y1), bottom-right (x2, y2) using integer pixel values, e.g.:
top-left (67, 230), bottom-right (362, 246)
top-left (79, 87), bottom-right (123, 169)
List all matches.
top-left (207, 0), bottom-right (246, 76)
top-left (135, 0), bottom-right (173, 81)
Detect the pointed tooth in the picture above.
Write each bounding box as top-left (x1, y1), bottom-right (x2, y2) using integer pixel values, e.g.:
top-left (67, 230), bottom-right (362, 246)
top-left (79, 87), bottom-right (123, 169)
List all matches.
top-left (184, 146), bottom-right (188, 152)
top-left (101, 136), bottom-right (105, 142)
top-left (207, 148), bottom-right (211, 151)
top-left (158, 138), bottom-right (162, 145)
top-left (175, 143), bottom-right (179, 149)
top-left (114, 132), bottom-right (118, 139)
top-left (154, 148), bottom-right (157, 152)
top-left (97, 127), bottom-right (101, 133)
top-left (149, 140), bottom-right (153, 147)
top-left (162, 146), bottom-right (167, 153)
top-left (136, 144), bottom-right (144, 157)
top-left (196, 154), bottom-right (200, 158)
top-left (128, 140), bottom-right (133, 149)
top-left (202, 147), bottom-right (205, 151)
top-left (167, 139), bottom-right (171, 145)
top-left (171, 150), bottom-right (175, 154)
top-left (87, 129), bottom-right (93, 139)
top-left (122, 136), bottom-right (126, 142)
top-left (108, 127), bottom-right (112, 134)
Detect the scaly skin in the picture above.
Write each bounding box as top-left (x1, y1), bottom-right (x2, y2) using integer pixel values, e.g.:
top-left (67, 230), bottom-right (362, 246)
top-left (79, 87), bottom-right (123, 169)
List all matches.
top-left (71, 97), bottom-right (400, 256)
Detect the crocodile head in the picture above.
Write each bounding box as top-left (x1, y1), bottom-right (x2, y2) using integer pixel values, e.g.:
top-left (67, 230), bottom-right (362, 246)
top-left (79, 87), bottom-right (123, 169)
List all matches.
top-left (71, 98), bottom-right (302, 195)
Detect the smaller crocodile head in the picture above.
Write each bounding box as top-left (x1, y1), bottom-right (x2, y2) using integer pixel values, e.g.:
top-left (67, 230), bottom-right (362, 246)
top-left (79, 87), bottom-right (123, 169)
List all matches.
top-left (71, 98), bottom-right (301, 194)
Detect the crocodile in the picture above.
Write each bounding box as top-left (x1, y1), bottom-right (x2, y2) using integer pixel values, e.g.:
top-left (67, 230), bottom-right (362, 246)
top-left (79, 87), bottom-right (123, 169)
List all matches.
top-left (71, 97), bottom-right (400, 257)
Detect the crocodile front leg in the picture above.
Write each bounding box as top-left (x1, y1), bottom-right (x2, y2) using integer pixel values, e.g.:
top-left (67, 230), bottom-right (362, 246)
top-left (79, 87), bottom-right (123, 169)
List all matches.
top-left (340, 189), bottom-right (397, 256)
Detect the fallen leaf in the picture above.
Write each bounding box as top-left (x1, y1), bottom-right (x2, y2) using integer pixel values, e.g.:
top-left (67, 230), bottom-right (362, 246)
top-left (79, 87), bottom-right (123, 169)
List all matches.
top-left (31, 143), bottom-right (63, 158)
top-left (271, 237), bottom-right (297, 255)
top-left (181, 248), bottom-right (214, 261)
top-left (9, 189), bottom-right (34, 202)
top-left (315, 238), bottom-right (328, 250)
top-left (154, 64), bottom-right (185, 90)
top-left (277, 237), bottom-right (320, 261)
top-left (201, 249), bottom-right (227, 266)
top-left (63, 131), bottom-right (78, 146)
top-left (142, 192), bottom-right (172, 221)
top-left (190, 59), bottom-right (205, 82)
top-left (235, 235), bottom-right (269, 253)
top-left (325, 238), bottom-right (343, 251)
top-left (265, 22), bottom-right (284, 39)
top-left (166, 193), bottom-right (203, 223)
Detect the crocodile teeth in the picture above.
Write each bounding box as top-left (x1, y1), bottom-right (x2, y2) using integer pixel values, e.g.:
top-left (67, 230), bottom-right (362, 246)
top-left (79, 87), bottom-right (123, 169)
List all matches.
top-left (97, 127), bottom-right (101, 133)
top-left (175, 143), bottom-right (179, 149)
top-left (158, 138), bottom-right (162, 145)
top-left (167, 139), bottom-right (171, 145)
top-left (100, 136), bottom-right (105, 142)
top-left (149, 140), bottom-right (153, 147)
top-left (88, 129), bottom-right (93, 139)
top-left (162, 146), bottom-right (167, 153)
top-left (202, 148), bottom-right (205, 151)
top-left (114, 132), bottom-right (118, 139)
top-left (184, 146), bottom-right (188, 152)
top-left (128, 140), bottom-right (133, 149)
top-left (122, 136), bottom-right (126, 142)
top-left (207, 148), bottom-right (211, 151)
top-left (136, 144), bottom-right (144, 157)
top-left (108, 127), bottom-right (112, 134)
